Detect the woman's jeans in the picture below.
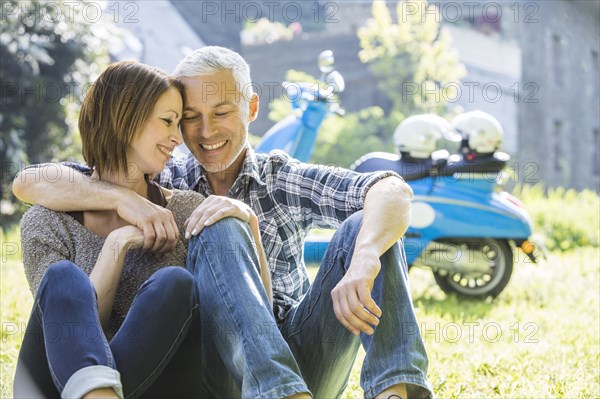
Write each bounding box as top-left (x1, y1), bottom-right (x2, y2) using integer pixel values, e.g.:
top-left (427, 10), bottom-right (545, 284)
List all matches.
top-left (13, 261), bottom-right (201, 399)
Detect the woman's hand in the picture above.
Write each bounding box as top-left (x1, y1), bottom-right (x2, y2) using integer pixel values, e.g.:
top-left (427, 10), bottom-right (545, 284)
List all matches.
top-left (91, 225), bottom-right (145, 330)
top-left (106, 225), bottom-right (146, 257)
top-left (184, 196), bottom-right (273, 302)
top-left (184, 195), bottom-right (254, 239)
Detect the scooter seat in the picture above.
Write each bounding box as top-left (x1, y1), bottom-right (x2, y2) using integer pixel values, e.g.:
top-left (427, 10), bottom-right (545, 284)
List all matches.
top-left (351, 152), bottom-right (437, 181)
top-left (439, 151), bottom-right (510, 176)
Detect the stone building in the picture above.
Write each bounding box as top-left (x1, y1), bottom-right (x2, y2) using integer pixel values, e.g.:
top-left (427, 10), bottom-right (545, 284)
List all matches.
top-left (516, 0), bottom-right (599, 191)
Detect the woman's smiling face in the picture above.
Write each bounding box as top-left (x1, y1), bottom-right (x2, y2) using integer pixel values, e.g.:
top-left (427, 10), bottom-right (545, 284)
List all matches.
top-left (127, 87), bottom-right (184, 176)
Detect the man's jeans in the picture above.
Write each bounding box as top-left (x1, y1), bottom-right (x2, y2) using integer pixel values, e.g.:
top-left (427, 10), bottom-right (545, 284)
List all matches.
top-left (188, 213), bottom-right (432, 399)
top-left (185, 218), bottom-right (309, 398)
top-left (13, 261), bottom-right (202, 399)
top-left (281, 211), bottom-right (432, 399)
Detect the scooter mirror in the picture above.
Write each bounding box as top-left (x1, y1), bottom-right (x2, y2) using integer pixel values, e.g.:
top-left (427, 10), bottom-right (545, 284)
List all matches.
top-left (326, 71), bottom-right (345, 93)
top-left (318, 50), bottom-right (335, 73)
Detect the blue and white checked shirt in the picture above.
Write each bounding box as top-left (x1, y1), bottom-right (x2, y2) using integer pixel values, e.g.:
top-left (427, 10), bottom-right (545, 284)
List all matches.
top-left (159, 147), bottom-right (397, 322)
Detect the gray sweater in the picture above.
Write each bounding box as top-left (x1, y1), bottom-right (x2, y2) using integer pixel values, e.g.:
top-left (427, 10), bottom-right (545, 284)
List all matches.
top-left (20, 190), bottom-right (204, 338)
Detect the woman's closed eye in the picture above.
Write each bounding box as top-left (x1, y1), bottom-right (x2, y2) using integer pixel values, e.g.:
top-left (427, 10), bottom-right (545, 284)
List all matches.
top-left (162, 118), bottom-right (174, 126)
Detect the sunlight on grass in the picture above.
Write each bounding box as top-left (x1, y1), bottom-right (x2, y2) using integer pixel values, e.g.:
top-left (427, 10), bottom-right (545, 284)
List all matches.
top-left (1, 239), bottom-right (599, 397)
top-left (311, 247), bottom-right (600, 398)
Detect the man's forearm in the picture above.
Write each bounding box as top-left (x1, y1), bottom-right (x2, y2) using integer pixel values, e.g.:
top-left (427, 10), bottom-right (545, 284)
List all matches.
top-left (12, 163), bottom-right (123, 211)
top-left (354, 176), bottom-right (413, 259)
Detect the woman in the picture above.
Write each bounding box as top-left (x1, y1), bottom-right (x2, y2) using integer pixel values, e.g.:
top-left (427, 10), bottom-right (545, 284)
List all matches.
top-left (13, 61), bottom-right (270, 398)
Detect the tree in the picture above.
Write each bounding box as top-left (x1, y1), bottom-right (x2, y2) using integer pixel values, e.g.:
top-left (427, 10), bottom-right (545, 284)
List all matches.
top-left (0, 0), bottom-right (115, 228)
top-left (265, 0), bottom-right (468, 167)
top-left (358, 0), bottom-right (466, 118)
top-left (266, 69), bottom-right (395, 168)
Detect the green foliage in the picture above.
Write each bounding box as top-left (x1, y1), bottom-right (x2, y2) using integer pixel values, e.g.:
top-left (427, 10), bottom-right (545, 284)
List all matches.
top-left (311, 107), bottom-right (397, 168)
top-left (267, 69), bottom-right (318, 123)
top-left (242, 18), bottom-right (294, 45)
top-left (267, 1), bottom-right (467, 167)
top-left (267, 70), bottom-right (397, 167)
top-left (1, 0), bottom-right (116, 228)
top-left (357, 0), bottom-right (467, 117)
top-left (514, 184), bottom-right (600, 251)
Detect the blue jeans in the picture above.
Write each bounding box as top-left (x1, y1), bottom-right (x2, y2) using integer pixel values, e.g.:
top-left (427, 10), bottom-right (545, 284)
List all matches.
top-left (13, 261), bottom-right (201, 399)
top-left (187, 214), bottom-right (431, 399)
top-left (281, 211), bottom-right (432, 398)
top-left (185, 217), bottom-right (309, 398)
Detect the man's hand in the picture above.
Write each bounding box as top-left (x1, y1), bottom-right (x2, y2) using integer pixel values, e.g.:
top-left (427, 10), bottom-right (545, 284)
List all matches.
top-left (331, 248), bottom-right (383, 336)
top-left (184, 195), bottom-right (254, 239)
top-left (115, 193), bottom-right (178, 254)
top-left (331, 176), bottom-right (412, 336)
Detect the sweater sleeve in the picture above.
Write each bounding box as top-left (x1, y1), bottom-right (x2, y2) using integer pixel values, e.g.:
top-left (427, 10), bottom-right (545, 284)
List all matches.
top-left (20, 206), bottom-right (73, 296)
top-left (168, 190), bottom-right (206, 238)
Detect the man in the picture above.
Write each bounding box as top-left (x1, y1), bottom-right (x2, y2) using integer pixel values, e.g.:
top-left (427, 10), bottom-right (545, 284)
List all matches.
top-left (13, 46), bottom-right (432, 398)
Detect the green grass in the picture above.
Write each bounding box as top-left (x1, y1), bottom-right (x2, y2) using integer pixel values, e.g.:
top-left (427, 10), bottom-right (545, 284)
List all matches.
top-left (317, 247), bottom-right (600, 398)
top-left (2, 226), bottom-right (599, 397)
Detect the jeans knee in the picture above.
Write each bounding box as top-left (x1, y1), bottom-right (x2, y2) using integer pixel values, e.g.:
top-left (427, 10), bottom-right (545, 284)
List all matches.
top-left (41, 260), bottom-right (88, 290)
top-left (148, 267), bottom-right (198, 305)
top-left (335, 210), bottom-right (363, 245)
top-left (38, 261), bottom-right (92, 306)
top-left (152, 267), bottom-right (195, 290)
top-left (202, 217), bottom-right (249, 239)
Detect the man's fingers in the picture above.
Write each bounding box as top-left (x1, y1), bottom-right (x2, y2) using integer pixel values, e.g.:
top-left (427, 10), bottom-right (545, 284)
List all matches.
top-left (357, 285), bottom-right (382, 319)
top-left (141, 223), bottom-right (156, 251)
top-left (150, 223), bottom-right (168, 253)
top-left (159, 218), bottom-right (178, 254)
top-left (344, 293), bottom-right (376, 335)
top-left (332, 294), bottom-right (360, 336)
top-left (347, 292), bottom-right (379, 332)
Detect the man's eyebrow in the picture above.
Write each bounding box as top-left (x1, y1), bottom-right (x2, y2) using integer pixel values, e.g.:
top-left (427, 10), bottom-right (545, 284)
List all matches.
top-left (214, 100), bottom-right (236, 108)
top-left (184, 101), bottom-right (236, 112)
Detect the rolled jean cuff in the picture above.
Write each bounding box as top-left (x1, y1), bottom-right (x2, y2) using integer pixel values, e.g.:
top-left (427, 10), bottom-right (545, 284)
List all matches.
top-left (61, 365), bottom-right (124, 399)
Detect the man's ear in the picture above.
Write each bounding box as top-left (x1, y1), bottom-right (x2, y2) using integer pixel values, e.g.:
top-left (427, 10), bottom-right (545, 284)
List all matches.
top-left (248, 93), bottom-right (259, 123)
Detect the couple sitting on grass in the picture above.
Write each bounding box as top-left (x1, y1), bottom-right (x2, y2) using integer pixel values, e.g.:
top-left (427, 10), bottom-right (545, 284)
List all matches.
top-left (12, 46), bottom-right (432, 399)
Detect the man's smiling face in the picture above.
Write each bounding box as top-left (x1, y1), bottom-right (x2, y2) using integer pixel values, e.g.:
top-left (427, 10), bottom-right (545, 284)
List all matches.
top-left (180, 70), bottom-right (257, 175)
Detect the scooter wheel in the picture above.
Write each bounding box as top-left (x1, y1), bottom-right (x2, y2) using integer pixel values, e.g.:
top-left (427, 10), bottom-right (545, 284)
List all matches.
top-left (432, 239), bottom-right (513, 299)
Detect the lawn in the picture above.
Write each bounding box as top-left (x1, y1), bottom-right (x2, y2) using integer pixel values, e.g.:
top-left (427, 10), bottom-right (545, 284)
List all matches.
top-left (1, 228), bottom-right (599, 397)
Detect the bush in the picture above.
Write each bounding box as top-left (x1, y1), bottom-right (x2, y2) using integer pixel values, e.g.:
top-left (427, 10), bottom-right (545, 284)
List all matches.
top-left (514, 184), bottom-right (600, 251)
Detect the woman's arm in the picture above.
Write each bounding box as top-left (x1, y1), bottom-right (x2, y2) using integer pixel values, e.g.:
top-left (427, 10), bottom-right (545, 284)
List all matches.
top-left (89, 226), bottom-right (145, 330)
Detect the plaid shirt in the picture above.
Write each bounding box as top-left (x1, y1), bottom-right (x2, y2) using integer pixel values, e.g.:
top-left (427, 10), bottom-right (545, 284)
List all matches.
top-left (159, 147), bottom-right (397, 322)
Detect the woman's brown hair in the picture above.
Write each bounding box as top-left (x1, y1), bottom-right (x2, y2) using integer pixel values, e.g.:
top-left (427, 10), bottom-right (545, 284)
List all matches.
top-left (79, 61), bottom-right (184, 177)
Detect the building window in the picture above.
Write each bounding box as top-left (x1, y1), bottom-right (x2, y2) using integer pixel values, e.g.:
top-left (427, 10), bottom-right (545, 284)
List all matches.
top-left (553, 120), bottom-right (563, 174)
top-left (553, 34), bottom-right (563, 86)
top-left (593, 128), bottom-right (599, 177)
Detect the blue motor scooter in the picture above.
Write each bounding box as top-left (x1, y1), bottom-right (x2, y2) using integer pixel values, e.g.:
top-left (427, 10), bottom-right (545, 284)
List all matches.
top-left (255, 53), bottom-right (541, 299)
top-left (255, 50), bottom-right (345, 160)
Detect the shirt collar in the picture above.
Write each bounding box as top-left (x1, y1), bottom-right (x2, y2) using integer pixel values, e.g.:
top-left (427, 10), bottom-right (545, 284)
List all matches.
top-left (188, 145), bottom-right (267, 195)
top-left (236, 146), bottom-right (266, 187)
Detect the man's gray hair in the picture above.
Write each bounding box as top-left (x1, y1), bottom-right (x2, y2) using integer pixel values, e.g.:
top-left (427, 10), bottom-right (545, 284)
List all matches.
top-left (173, 46), bottom-right (253, 102)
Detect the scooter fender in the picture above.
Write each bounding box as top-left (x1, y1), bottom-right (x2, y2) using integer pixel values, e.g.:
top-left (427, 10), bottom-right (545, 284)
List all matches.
top-left (405, 188), bottom-right (533, 265)
top-left (255, 115), bottom-right (302, 155)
